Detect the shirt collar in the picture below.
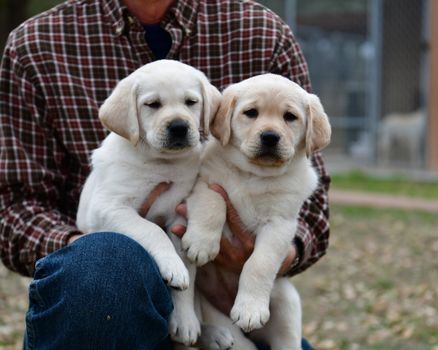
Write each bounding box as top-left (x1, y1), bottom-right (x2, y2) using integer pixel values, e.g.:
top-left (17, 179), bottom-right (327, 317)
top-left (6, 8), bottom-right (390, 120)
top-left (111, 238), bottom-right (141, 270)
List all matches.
top-left (100, 0), bottom-right (127, 36)
top-left (100, 0), bottom-right (199, 36)
top-left (164, 0), bottom-right (199, 36)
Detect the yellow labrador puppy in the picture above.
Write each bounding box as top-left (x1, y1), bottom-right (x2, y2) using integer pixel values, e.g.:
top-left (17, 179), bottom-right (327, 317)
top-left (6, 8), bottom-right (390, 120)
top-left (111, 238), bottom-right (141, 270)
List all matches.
top-left (182, 74), bottom-right (331, 349)
top-left (76, 60), bottom-right (221, 346)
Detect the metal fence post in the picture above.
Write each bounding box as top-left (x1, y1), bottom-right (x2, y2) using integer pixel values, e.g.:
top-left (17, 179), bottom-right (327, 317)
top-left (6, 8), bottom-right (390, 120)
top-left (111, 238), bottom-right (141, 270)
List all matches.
top-left (368, 0), bottom-right (383, 164)
top-left (284, 0), bottom-right (297, 32)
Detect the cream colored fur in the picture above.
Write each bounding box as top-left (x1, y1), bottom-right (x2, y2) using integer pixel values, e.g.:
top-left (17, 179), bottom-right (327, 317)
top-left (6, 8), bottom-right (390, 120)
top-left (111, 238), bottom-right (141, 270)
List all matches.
top-left (378, 109), bottom-right (426, 166)
top-left (182, 74), bottom-right (331, 350)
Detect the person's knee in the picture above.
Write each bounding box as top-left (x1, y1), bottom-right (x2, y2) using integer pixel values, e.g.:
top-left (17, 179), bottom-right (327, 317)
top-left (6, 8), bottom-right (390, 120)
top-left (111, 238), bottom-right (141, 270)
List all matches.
top-left (54, 232), bottom-right (172, 313)
top-left (30, 232), bottom-right (173, 348)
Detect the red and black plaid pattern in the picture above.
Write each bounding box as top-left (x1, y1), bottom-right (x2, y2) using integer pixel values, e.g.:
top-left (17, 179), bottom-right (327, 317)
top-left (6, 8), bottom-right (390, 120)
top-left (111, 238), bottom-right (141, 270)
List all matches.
top-left (0, 0), bottom-right (330, 276)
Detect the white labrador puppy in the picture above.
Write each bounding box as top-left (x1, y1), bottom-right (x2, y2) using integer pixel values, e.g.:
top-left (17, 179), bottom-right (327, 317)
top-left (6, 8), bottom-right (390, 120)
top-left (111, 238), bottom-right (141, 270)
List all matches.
top-left (76, 60), bottom-right (221, 346)
top-left (182, 74), bottom-right (331, 350)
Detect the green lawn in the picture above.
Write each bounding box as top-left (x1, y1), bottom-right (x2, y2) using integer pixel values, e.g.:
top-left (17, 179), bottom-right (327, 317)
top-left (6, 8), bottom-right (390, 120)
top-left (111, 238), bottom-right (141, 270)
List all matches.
top-left (331, 171), bottom-right (438, 200)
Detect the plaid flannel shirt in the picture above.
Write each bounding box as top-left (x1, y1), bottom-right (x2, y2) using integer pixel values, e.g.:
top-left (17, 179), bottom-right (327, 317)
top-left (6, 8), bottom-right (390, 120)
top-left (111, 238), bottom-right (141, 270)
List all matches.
top-left (0, 0), bottom-right (330, 277)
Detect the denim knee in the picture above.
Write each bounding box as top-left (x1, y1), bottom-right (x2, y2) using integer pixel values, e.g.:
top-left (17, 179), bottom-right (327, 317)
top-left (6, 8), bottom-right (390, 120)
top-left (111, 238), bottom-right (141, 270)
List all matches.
top-left (26, 232), bottom-right (173, 350)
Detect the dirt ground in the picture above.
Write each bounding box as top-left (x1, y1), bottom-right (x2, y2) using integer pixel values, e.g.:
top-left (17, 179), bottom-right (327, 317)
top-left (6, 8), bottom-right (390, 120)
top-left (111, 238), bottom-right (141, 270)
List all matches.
top-left (1, 205), bottom-right (437, 350)
top-left (0, 265), bottom-right (29, 350)
top-left (294, 206), bottom-right (438, 350)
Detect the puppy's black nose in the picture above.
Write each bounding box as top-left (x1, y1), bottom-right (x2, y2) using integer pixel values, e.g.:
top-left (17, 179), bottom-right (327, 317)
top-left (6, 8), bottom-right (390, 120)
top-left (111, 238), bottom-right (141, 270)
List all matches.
top-left (168, 119), bottom-right (188, 139)
top-left (260, 131), bottom-right (280, 147)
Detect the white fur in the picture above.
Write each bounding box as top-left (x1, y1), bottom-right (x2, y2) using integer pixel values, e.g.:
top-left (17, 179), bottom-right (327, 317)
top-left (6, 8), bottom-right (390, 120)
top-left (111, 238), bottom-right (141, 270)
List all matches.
top-left (76, 60), bottom-right (221, 347)
top-left (378, 109), bottom-right (426, 166)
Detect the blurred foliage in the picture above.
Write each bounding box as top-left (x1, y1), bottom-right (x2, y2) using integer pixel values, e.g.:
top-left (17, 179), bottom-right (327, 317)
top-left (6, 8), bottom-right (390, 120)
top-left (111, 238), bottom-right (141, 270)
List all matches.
top-left (333, 204), bottom-right (438, 224)
top-left (331, 170), bottom-right (438, 200)
top-left (0, 0), bottom-right (64, 51)
top-left (27, 0), bottom-right (64, 17)
top-left (0, 0), bottom-right (63, 22)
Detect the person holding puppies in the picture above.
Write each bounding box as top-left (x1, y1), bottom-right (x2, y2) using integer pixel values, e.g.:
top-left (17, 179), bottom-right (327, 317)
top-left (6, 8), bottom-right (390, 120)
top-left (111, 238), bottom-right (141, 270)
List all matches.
top-left (0, 0), bottom-right (330, 349)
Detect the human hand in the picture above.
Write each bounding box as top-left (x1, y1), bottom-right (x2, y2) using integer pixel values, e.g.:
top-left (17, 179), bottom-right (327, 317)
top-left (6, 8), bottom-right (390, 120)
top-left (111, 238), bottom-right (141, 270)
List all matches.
top-left (68, 235), bottom-right (82, 244)
top-left (138, 181), bottom-right (173, 219)
top-left (171, 184), bottom-right (295, 275)
top-left (70, 182), bottom-right (173, 245)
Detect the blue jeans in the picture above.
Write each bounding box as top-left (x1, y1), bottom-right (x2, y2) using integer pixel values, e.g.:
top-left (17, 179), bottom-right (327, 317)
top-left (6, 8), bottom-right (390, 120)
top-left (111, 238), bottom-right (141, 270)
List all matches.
top-left (24, 232), bottom-right (314, 350)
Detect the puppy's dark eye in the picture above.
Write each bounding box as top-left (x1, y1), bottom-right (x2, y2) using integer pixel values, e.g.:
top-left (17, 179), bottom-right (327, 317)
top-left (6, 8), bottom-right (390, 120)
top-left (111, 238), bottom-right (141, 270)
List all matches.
top-left (145, 101), bottom-right (162, 109)
top-left (185, 99), bottom-right (198, 106)
top-left (284, 112), bottom-right (298, 122)
top-left (243, 108), bottom-right (258, 118)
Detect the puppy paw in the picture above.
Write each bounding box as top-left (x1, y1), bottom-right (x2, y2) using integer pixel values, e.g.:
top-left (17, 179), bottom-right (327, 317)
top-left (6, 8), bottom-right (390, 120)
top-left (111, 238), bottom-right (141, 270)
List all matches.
top-left (181, 229), bottom-right (220, 266)
top-left (230, 298), bottom-right (270, 332)
top-left (155, 254), bottom-right (189, 290)
top-left (169, 307), bottom-right (201, 346)
top-left (198, 324), bottom-right (234, 350)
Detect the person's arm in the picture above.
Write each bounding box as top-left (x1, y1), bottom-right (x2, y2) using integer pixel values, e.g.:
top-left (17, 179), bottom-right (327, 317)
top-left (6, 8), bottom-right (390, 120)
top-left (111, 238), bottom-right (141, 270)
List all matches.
top-left (269, 20), bottom-right (331, 276)
top-left (0, 35), bottom-right (82, 277)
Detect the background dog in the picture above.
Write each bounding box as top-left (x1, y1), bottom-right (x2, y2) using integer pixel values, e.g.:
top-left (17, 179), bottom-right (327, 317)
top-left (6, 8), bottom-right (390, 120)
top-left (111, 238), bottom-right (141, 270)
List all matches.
top-left (378, 109), bottom-right (426, 167)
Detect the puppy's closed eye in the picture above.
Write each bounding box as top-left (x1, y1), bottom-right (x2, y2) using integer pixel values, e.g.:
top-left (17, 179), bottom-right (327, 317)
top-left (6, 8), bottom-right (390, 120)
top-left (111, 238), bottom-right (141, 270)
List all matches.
top-left (243, 108), bottom-right (258, 118)
top-left (145, 101), bottom-right (162, 109)
top-left (185, 98), bottom-right (198, 106)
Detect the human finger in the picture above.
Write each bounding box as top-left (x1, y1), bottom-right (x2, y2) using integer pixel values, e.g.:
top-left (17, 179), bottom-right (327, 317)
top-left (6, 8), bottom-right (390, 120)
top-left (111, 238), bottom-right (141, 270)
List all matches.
top-left (278, 244), bottom-right (297, 276)
top-left (175, 202), bottom-right (187, 218)
top-left (214, 236), bottom-right (247, 273)
top-left (139, 182), bottom-right (172, 217)
top-left (171, 224), bottom-right (186, 237)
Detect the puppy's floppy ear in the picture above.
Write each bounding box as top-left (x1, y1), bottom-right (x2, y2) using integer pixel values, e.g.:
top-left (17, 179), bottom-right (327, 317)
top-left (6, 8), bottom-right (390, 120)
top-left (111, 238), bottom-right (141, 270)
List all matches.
top-left (305, 94), bottom-right (331, 157)
top-left (99, 74), bottom-right (140, 146)
top-left (200, 78), bottom-right (222, 137)
top-left (210, 90), bottom-right (236, 146)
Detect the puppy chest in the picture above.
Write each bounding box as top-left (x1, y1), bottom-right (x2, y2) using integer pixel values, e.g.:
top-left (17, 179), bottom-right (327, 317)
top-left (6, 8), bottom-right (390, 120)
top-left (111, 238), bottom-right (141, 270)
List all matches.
top-left (228, 190), bottom-right (297, 230)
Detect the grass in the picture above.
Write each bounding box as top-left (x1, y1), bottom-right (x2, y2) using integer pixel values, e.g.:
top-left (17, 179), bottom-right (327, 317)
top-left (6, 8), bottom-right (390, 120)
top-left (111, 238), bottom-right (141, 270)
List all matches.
top-left (1, 204), bottom-right (437, 349)
top-left (331, 170), bottom-right (438, 200)
top-left (333, 205), bottom-right (438, 224)
top-left (294, 205), bottom-right (438, 350)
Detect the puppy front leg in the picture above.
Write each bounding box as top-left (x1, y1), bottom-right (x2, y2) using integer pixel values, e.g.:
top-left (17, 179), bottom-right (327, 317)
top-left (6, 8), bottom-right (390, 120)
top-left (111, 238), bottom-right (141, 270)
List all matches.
top-left (182, 180), bottom-right (226, 266)
top-left (169, 218), bottom-right (201, 346)
top-left (169, 262), bottom-right (200, 346)
top-left (97, 206), bottom-right (189, 290)
top-left (199, 294), bottom-right (256, 350)
top-left (251, 279), bottom-right (302, 350)
top-left (230, 219), bottom-right (297, 332)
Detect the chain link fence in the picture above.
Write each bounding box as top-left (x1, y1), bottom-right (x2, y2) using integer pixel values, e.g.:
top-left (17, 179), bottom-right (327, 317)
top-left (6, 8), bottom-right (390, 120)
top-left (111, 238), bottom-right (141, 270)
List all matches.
top-left (261, 0), bottom-right (428, 170)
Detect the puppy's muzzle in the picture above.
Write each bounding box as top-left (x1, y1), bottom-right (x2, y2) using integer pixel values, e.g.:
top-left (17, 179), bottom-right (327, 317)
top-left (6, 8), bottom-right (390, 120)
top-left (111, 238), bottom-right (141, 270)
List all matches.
top-left (166, 119), bottom-right (190, 149)
top-left (250, 130), bottom-right (285, 167)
